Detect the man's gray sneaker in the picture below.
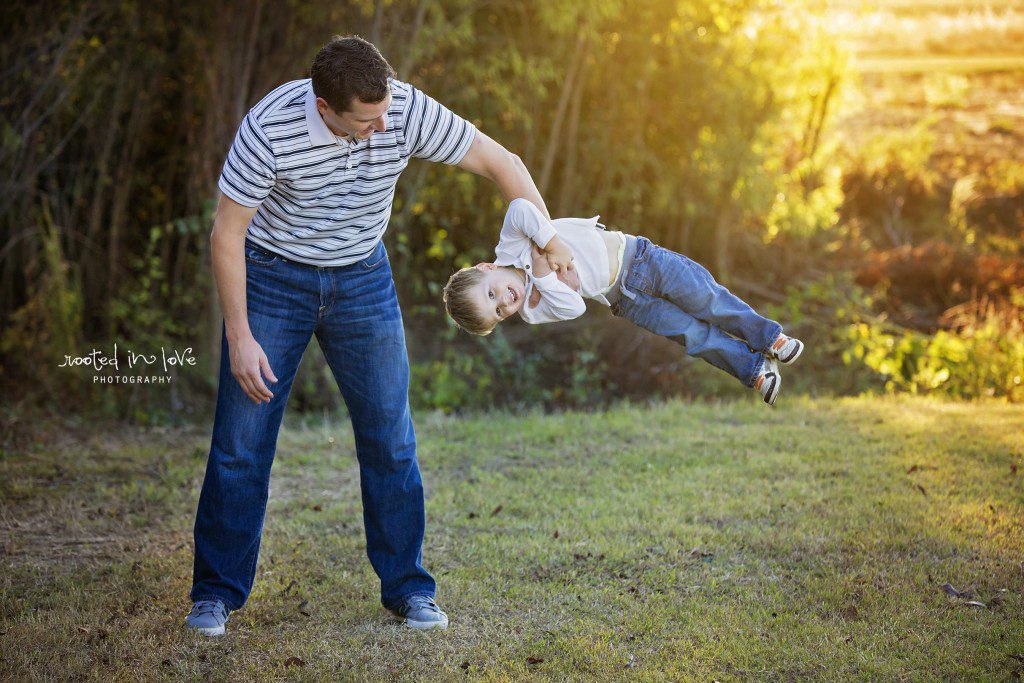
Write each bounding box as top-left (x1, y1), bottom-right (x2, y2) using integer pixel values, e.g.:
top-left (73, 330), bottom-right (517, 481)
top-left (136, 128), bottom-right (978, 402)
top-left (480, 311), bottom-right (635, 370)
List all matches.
top-left (389, 595), bottom-right (449, 630)
top-left (185, 599), bottom-right (229, 636)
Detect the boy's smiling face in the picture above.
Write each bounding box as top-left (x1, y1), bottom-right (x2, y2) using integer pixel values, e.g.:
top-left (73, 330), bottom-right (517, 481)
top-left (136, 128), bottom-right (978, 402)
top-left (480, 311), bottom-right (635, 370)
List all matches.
top-left (472, 263), bottom-right (527, 328)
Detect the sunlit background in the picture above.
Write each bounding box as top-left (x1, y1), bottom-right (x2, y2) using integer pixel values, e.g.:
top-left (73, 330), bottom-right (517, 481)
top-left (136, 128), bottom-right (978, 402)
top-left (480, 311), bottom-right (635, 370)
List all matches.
top-left (2, 0), bottom-right (1022, 421)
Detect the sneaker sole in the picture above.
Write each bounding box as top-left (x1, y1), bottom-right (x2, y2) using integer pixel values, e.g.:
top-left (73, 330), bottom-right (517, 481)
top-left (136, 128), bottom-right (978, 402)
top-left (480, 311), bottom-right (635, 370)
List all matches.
top-left (777, 340), bottom-right (804, 365)
top-left (186, 623), bottom-right (226, 636)
top-left (403, 616), bottom-right (449, 630)
top-left (761, 373), bottom-right (780, 405)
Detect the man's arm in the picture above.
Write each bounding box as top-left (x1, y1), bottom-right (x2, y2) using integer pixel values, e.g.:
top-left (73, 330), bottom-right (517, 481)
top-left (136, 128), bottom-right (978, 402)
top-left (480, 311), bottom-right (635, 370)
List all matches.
top-left (210, 193), bottom-right (278, 404)
top-left (456, 130), bottom-right (552, 220)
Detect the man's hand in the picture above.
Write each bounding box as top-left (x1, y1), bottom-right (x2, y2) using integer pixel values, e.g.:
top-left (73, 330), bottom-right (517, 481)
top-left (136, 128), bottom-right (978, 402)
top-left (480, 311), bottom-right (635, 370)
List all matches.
top-left (542, 235), bottom-right (575, 275)
top-left (229, 333), bottom-right (278, 404)
top-left (531, 243), bottom-right (581, 295)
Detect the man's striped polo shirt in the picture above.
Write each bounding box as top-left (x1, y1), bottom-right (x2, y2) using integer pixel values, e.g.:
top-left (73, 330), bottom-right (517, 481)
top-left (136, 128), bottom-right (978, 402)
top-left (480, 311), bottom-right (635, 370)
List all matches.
top-left (218, 77), bottom-right (478, 266)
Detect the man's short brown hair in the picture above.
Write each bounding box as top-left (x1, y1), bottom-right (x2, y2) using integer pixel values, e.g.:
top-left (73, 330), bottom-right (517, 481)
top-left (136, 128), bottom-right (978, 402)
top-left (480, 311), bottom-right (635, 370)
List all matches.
top-left (310, 35), bottom-right (395, 113)
top-left (442, 267), bottom-right (494, 336)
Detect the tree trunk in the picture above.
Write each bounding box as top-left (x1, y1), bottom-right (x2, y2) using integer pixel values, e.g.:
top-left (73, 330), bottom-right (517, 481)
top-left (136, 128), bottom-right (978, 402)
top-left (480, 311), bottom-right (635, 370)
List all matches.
top-left (555, 43), bottom-right (588, 216)
top-left (538, 34), bottom-right (587, 195)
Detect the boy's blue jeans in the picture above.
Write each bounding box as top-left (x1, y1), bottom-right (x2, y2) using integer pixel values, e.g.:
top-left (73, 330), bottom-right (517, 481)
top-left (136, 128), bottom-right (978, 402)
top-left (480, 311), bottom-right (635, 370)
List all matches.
top-left (611, 236), bottom-right (782, 387)
top-left (190, 238), bottom-right (434, 613)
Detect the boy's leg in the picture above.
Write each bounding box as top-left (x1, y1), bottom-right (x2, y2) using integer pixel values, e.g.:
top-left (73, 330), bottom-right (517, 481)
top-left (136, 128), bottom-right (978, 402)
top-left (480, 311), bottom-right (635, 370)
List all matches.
top-left (313, 242), bottom-right (435, 612)
top-left (613, 290), bottom-right (766, 388)
top-left (191, 256), bottom-right (318, 611)
top-left (640, 243), bottom-right (782, 353)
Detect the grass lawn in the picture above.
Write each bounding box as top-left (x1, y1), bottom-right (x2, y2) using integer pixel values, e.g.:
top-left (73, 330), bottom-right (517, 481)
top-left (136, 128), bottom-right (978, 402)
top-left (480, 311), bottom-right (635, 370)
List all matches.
top-left (1, 396), bottom-right (1022, 680)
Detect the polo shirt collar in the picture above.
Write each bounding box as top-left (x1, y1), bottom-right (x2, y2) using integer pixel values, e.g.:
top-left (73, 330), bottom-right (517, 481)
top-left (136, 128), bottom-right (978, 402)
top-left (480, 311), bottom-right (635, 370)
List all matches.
top-left (305, 82), bottom-right (350, 147)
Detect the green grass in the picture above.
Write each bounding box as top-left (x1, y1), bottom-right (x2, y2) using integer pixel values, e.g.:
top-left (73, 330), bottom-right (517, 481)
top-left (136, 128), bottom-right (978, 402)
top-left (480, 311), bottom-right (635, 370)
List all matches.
top-left (2, 396), bottom-right (1022, 680)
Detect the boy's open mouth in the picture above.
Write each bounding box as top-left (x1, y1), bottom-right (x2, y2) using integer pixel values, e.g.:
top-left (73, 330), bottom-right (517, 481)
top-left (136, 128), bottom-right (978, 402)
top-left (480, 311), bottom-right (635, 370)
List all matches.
top-left (508, 286), bottom-right (518, 303)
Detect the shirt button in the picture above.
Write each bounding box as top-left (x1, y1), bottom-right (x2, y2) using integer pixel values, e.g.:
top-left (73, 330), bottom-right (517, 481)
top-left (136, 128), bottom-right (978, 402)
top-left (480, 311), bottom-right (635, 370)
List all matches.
top-left (525, 265), bottom-right (530, 269)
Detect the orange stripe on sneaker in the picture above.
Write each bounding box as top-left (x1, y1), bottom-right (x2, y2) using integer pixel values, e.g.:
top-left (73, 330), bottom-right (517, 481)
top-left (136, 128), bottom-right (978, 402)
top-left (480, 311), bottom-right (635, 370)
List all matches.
top-left (773, 337), bottom-right (785, 350)
top-left (755, 375), bottom-right (764, 390)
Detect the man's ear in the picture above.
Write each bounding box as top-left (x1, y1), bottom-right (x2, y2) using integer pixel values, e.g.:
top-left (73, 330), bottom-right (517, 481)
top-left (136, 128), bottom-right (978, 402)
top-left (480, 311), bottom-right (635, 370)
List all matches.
top-left (315, 97), bottom-right (338, 117)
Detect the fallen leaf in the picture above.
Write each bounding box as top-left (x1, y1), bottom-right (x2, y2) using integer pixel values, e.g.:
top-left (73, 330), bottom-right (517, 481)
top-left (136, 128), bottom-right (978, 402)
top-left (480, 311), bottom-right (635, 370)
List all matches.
top-left (906, 464), bottom-right (919, 474)
top-left (940, 583), bottom-right (961, 598)
top-left (916, 484), bottom-right (927, 496)
top-left (460, 661), bottom-right (470, 670)
top-left (526, 657), bottom-right (544, 666)
top-left (283, 657), bottom-right (305, 668)
top-left (467, 512), bottom-right (477, 519)
top-left (842, 605), bottom-right (860, 621)
top-left (552, 530), bottom-right (559, 539)
top-left (1012, 463), bottom-right (1018, 475)
top-left (312, 504), bottom-right (322, 512)
top-left (491, 505), bottom-right (503, 517)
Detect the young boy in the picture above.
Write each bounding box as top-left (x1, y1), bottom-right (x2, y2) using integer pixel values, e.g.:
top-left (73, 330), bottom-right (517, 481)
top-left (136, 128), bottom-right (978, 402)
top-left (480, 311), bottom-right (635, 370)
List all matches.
top-left (442, 198), bottom-right (803, 405)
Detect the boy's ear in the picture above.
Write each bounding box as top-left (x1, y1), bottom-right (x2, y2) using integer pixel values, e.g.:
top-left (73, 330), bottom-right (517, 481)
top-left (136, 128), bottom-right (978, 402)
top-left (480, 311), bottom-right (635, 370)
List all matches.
top-left (474, 262), bottom-right (496, 271)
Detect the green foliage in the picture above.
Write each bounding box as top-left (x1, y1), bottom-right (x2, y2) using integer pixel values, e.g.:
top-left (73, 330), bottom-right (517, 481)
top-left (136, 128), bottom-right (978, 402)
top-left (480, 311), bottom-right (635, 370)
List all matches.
top-left (410, 326), bottom-right (544, 413)
top-left (0, 206), bottom-right (83, 396)
top-left (845, 319), bottom-right (1024, 401)
top-left (766, 272), bottom-right (1024, 402)
top-left (764, 146), bottom-right (845, 242)
top-left (4, 0), bottom-right (1021, 415)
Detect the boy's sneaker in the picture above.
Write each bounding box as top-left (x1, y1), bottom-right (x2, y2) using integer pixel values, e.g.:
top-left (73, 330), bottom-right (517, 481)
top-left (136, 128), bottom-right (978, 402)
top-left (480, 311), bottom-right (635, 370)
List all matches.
top-left (185, 599), bottom-right (229, 636)
top-left (389, 595), bottom-right (449, 630)
top-left (755, 358), bottom-right (781, 406)
top-left (767, 333), bottom-right (804, 365)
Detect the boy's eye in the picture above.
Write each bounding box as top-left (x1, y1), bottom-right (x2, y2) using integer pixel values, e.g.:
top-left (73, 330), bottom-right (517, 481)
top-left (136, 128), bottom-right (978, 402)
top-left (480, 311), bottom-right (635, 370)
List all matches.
top-left (488, 289), bottom-right (494, 299)
top-left (496, 307), bottom-right (501, 317)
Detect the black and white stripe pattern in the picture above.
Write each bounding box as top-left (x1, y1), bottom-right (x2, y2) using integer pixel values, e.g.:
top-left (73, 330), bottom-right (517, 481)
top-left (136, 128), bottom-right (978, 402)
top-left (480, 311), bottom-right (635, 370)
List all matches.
top-left (218, 78), bottom-right (477, 266)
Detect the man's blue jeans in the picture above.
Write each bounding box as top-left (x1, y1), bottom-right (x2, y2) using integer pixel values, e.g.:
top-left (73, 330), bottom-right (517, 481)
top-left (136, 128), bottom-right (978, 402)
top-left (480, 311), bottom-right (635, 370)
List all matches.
top-left (190, 238), bottom-right (434, 612)
top-left (611, 236), bottom-right (782, 387)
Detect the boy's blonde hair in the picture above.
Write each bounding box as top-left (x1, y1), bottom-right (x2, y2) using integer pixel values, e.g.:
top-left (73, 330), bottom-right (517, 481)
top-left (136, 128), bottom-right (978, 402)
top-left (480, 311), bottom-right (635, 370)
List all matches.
top-left (443, 267), bottom-right (494, 336)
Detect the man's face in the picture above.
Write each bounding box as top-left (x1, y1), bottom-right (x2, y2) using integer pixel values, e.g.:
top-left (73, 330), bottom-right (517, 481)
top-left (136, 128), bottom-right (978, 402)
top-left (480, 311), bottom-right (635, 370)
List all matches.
top-left (472, 264), bottom-right (526, 328)
top-left (317, 92), bottom-right (392, 139)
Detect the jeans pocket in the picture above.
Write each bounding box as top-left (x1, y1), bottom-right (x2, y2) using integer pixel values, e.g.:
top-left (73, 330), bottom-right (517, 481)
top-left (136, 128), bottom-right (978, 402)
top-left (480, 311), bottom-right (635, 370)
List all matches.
top-left (245, 242), bottom-right (280, 266)
top-left (624, 260), bottom-right (653, 297)
top-left (359, 243), bottom-right (388, 271)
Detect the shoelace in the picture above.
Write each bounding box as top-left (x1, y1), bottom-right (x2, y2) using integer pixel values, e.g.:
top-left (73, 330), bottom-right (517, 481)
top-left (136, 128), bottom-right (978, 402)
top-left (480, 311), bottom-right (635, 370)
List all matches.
top-left (401, 596), bottom-right (440, 615)
top-left (192, 600), bottom-right (226, 618)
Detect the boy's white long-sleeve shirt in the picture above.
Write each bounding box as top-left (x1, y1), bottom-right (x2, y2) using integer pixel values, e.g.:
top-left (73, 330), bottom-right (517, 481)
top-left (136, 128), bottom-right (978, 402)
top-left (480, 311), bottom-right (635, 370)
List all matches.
top-left (494, 198), bottom-right (606, 324)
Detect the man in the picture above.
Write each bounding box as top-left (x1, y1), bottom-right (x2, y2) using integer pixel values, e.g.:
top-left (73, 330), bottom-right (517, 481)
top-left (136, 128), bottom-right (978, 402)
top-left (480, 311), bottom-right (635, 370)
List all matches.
top-left (186, 35), bottom-right (560, 634)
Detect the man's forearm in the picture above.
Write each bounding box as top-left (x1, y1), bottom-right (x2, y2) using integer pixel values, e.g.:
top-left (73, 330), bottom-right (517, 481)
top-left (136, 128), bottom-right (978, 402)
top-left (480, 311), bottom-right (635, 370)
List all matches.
top-left (457, 132), bottom-right (552, 220)
top-left (211, 228), bottom-right (251, 343)
top-left (491, 153), bottom-right (551, 219)
top-left (209, 194), bottom-right (260, 343)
